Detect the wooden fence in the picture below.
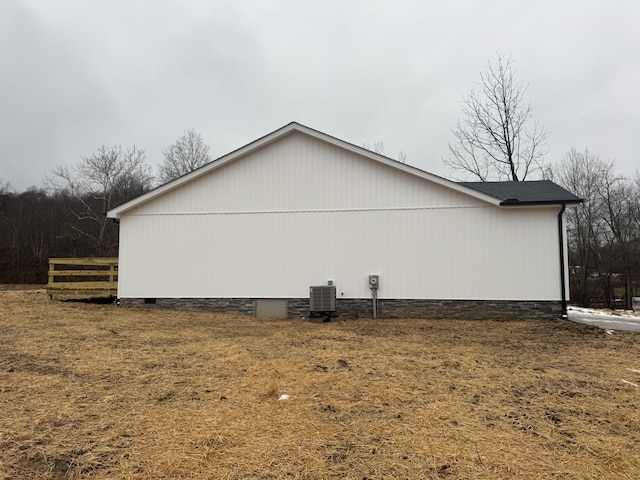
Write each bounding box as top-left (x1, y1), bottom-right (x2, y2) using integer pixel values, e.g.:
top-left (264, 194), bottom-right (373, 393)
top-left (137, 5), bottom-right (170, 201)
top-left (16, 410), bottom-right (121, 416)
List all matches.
top-left (47, 258), bottom-right (118, 298)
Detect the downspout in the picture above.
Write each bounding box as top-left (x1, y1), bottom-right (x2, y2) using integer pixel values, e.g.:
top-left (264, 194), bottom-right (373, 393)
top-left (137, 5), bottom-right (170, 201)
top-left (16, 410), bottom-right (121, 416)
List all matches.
top-left (557, 203), bottom-right (567, 319)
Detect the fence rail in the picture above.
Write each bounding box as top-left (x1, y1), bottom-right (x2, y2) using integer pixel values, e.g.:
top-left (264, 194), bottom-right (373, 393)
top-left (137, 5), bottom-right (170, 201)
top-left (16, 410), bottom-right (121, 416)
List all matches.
top-left (47, 257), bottom-right (118, 298)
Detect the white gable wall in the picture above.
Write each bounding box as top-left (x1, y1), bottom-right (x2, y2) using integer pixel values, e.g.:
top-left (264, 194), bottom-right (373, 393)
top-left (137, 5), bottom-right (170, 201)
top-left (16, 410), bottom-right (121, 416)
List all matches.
top-left (127, 132), bottom-right (485, 214)
top-left (117, 132), bottom-right (562, 301)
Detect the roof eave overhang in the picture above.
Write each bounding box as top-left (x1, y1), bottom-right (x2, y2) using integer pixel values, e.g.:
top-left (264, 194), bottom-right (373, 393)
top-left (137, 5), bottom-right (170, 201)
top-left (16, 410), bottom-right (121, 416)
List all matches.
top-left (499, 199), bottom-right (584, 207)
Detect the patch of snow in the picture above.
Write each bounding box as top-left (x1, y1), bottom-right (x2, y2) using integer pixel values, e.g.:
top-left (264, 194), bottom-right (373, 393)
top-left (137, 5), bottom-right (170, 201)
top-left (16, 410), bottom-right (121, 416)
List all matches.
top-left (568, 306), bottom-right (640, 319)
top-left (568, 306), bottom-right (640, 332)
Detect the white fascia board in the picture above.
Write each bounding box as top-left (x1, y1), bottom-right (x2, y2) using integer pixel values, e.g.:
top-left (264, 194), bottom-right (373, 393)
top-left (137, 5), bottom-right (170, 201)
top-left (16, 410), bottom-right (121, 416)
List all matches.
top-left (107, 122), bottom-right (501, 219)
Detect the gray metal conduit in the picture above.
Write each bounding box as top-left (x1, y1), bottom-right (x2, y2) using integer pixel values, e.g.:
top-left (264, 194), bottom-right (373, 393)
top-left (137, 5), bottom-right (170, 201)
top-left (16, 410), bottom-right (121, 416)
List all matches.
top-left (372, 288), bottom-right (378, 319)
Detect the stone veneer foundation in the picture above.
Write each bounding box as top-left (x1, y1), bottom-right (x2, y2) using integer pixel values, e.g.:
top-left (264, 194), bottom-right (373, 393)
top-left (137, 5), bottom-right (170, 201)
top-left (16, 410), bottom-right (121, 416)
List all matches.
top-left (119, 297), bottom-right (563, 320)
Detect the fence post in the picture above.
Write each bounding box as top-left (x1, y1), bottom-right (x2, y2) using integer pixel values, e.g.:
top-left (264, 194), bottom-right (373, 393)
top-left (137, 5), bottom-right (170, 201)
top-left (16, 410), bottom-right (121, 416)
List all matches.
top-left (48, 260), bottom-right (55, 299)
top-left (109, 260), bottom-right (116, 284)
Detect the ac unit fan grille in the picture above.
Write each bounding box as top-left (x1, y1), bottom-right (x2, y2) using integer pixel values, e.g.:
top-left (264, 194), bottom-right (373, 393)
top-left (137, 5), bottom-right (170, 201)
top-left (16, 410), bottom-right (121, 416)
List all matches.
top-left (309, 286), bottom-right (336, 312)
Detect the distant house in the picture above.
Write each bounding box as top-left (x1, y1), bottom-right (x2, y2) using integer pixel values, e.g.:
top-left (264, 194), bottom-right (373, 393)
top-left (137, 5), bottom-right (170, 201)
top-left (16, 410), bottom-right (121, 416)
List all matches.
top-left (107, 122), bottom-right (581, 319)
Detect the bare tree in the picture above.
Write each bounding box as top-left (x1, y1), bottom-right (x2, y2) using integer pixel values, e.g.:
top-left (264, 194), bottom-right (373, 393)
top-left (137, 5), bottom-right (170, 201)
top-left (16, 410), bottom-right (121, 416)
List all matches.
top-left (445, 53), bottom-right (548, 181)
top-left (597, 167), bottom-right (639, 309)
top-left (372, 141), bottom-right (385, 155)
top-left (47, 145), bottom-right (154, 253)
top-left (0, 178), bottom-right (11, 194)
top-left (634, 173), bottom-right (640, 233)
top-left (158, 129), bottom-right (211, 183)
top-left (363, 141), bottom-right (408, 163)
top-left (362, 141), bottom-right (385, 155)
top-left (550, 150), bottom-right (640, 308)
top-left (549, 149), bottom-right (610, 306)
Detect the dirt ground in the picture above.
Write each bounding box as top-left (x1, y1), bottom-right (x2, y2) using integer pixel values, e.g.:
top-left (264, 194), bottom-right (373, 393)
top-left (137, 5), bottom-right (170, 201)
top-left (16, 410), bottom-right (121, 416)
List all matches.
top-left (1, 288), bottom-right (639, 479)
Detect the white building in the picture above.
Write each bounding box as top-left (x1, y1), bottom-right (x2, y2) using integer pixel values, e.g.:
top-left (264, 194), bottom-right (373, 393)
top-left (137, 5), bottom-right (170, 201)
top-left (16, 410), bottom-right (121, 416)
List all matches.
top-left (107, 122), bottom-right (581, 319)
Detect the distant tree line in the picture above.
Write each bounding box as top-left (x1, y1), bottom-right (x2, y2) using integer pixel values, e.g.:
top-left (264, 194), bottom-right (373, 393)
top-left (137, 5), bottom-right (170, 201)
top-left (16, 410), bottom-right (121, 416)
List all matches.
top-left (547, 151), bottom-right (640, 310)
top-left (0, 187), bottom-right (115, 283)
top-left (0, 130), bottom-right (210, 284)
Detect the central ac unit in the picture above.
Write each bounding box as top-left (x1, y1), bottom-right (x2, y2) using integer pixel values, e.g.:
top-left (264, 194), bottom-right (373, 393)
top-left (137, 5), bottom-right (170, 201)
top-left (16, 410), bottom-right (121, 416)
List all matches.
top-left (309, 285), bottom-right (336, 320)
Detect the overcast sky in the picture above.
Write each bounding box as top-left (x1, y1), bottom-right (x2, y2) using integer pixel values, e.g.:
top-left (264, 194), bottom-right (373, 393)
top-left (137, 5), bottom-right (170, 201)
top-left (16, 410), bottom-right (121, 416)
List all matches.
top-left (1, 0), bottom-right (638, 191)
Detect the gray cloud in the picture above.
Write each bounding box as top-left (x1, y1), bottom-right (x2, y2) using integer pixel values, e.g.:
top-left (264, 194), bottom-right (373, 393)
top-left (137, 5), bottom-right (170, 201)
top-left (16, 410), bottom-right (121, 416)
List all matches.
top-left (1, 0), bottom-right (638, 190)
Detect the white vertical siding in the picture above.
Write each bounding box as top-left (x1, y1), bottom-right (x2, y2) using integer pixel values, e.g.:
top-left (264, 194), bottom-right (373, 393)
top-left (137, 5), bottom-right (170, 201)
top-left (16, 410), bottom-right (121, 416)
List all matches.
top-left (128, 132), bottom-right (484, 215)
top-left (118, 205), bottom-right (561, 301)
top-left (117, 130), bottom-right (562, 301)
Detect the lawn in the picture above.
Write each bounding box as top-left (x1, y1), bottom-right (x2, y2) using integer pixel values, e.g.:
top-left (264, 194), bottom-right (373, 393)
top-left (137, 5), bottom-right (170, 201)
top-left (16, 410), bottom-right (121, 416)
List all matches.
top-left (1, 288), bottom-right (639, 479)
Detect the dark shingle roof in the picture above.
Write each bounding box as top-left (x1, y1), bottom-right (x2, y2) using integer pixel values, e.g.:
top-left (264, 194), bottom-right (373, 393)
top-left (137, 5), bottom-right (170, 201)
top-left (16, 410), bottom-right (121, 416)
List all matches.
top-left (460, 180), bottom-right (582, 206)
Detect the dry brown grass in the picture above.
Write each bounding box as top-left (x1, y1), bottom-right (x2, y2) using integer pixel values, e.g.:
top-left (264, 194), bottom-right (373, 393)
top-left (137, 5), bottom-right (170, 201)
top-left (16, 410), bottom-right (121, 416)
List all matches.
top-left (1, 288), bottom-right (640, 479)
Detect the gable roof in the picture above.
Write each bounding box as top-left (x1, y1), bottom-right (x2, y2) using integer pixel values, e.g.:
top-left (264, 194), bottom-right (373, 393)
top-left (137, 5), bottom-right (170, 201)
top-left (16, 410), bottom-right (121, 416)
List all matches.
top-left (107, 122), bottom-right (502, 218)
top-left (460, 181), bottom-right (583, 206)
top-left (107, 122), bottom-right (582, 218)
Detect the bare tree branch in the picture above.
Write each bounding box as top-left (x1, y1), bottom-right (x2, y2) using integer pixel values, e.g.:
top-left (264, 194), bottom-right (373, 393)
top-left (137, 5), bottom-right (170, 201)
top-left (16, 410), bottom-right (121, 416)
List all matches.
top-left (550, 149), bottom-right (640, 309)
top-left (0, 178), bottom-right (12, 194)
top-left (47, 145), bottom-right (154, 252)
top-left (159, 129), bottom-right (211, 184)
top-left (445, 53), bottom-right (548, 181)
top-left (363, 141), bottom-right (407, 164)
